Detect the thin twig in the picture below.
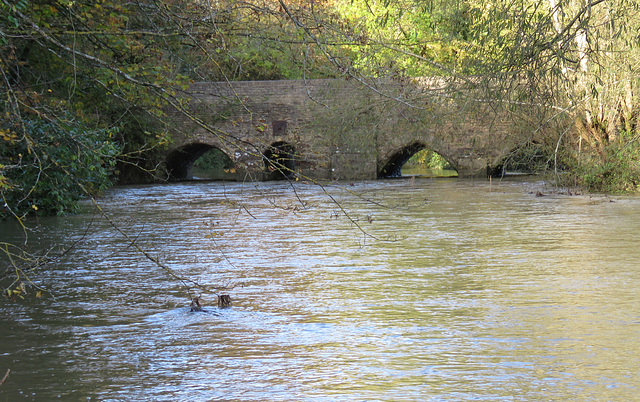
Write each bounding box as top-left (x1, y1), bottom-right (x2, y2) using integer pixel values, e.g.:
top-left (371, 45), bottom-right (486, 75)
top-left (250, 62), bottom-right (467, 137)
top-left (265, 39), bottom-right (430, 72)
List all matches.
top-left (0, 369), bottom-right (9, 387)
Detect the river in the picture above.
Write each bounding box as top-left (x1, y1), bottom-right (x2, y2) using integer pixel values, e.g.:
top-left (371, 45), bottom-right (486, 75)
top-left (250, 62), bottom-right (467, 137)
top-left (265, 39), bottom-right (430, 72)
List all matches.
top-left (1, 177), bottom-right (639, 401)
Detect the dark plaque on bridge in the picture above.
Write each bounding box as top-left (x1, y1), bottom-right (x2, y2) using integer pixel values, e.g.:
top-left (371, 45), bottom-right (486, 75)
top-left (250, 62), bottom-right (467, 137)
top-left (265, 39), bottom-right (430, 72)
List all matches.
top-left (272, 120), bottom-right (287, 136)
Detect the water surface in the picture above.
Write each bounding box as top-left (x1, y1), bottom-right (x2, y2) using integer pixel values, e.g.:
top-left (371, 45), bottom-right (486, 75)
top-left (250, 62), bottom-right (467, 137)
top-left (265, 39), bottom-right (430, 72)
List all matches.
top-left (1, 178), bottom-right (639, 401)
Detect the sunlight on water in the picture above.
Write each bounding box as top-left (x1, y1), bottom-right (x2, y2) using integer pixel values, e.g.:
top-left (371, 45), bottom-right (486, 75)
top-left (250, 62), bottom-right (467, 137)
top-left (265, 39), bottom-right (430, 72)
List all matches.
top-left (401, 165), bottom-right (458, 177)
top-left (1, 178), bottom-right (639, 401)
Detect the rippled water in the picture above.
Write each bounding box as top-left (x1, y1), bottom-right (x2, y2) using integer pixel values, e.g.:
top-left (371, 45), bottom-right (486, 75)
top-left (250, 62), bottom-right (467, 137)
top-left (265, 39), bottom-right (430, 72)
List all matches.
top-left (1, 178), bottom-right (639, 401)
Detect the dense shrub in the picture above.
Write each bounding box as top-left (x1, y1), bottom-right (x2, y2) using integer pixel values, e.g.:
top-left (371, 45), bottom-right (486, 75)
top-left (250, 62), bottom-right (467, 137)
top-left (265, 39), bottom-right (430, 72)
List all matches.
top-left (0, 117), bottom-right (120, 219)
top-left (569, 132), bottom-right (640, 193)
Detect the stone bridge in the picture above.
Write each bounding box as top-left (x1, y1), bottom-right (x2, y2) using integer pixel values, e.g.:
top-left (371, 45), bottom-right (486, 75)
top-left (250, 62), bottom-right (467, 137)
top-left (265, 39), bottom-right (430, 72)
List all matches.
top-left (163, 78), bottom-right (538, 181)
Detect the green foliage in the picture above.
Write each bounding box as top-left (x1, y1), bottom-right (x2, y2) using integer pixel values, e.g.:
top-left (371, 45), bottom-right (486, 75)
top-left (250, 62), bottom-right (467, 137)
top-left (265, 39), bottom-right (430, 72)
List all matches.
top-left (193, 148), bottom-right (234, 171)
top-left (565, 132), bottom-right (640, 193)
top-left (0, 117), bottom-right (120, 218)
top-left (330, 0), bottom-right (552, 77)
top-left (406, 149), bottom-right (452, 170)
top-left (333, 0), bottom-right (472, 76)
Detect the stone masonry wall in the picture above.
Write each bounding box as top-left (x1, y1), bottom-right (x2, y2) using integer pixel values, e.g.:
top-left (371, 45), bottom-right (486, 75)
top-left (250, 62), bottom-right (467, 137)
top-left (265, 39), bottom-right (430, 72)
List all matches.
top-left (164, 78), bottom-right (533, 180)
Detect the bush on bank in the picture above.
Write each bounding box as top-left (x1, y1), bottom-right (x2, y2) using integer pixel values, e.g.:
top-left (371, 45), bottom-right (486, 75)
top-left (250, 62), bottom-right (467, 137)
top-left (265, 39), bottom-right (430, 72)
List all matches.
top-left (563, 131), bottom-right (640, 194)
top-left (0, 117), bottom-right (120, 220)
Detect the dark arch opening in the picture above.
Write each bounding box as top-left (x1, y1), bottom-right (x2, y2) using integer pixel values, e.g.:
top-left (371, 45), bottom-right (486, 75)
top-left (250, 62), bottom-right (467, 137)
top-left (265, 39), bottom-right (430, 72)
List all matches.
top-left (166, 143), bottom-right (234, 181)
top-left (493, 141), bottom-right (555, 177)
top-left (263, 141), bottom-right (296, 180)
top-left (192, 147), bottom-right (235, 180)
top-left (379, 142), bottom-right (457, 178)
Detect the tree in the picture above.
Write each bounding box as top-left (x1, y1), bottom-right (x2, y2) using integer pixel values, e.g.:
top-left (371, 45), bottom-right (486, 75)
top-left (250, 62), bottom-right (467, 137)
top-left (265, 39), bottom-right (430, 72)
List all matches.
top-left (318, 0), bottom-right (640, 188)
top-left (0, 0), bottom-right (346, 300)
top-left (546, 0), bottom-right (640, 191)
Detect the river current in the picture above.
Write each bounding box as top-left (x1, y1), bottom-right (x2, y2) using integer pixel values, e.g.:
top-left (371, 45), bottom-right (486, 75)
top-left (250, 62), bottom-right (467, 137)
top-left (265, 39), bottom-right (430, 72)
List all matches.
top-left (1, 177), bottom-right (639, 401)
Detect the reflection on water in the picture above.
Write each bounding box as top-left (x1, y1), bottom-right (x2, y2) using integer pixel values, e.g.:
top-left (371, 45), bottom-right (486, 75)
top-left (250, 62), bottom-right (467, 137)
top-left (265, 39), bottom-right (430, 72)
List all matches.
top-left (401, 165), bottom-right (458, 177)
top-left (1, 178), bottom-right (639, 401)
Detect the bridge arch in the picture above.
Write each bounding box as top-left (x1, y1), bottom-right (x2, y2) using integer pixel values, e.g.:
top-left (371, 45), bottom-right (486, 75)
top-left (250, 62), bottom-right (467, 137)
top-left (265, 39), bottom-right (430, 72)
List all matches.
top-left (166, 142), bottom-right (234, 180)
top-left (379, 142), bottom-right (457, 178)
top-left (263, 141), bottom-right (296, 179)
top-left (491, 141), bottom-right (553, 177)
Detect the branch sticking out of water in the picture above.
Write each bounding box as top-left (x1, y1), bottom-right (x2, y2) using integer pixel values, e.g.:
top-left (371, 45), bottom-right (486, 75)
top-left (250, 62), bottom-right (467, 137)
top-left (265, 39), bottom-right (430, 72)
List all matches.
top-left (0, 369), bottom-right (9, 387)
